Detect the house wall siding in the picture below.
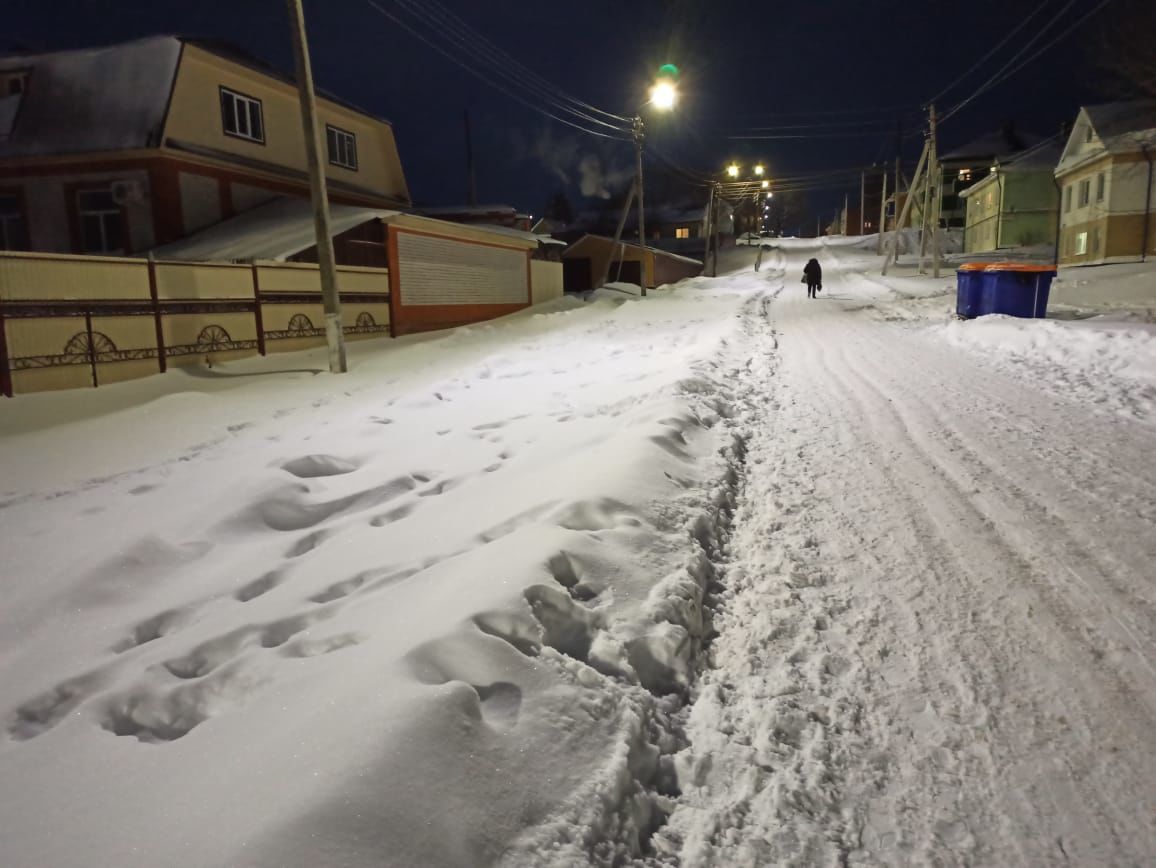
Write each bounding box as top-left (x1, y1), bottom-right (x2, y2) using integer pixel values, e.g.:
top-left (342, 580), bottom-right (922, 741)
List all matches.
top-left (163, 45), bottom-right (409, 205)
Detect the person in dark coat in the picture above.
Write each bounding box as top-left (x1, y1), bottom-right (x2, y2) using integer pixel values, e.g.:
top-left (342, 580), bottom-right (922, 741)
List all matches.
top-left (803, 258), bottom-right (823, 298)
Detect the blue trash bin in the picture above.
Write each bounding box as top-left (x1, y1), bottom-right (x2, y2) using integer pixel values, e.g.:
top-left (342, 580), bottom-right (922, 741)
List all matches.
top-left (981, 265), bottom-right (1056, 318)
top-left (955, 263), bottom-right (992, 319)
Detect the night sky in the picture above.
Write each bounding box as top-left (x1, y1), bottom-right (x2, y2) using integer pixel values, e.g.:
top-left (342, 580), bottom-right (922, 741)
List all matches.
top-left (6, 0), bottom-right (1113, 221)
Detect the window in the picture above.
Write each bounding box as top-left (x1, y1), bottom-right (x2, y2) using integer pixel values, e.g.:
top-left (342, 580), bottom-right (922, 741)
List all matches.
top-left (1063, 185), bottom-right (1072, 213)
top-left (1078, 179), bottom-right (1090, 207)
top-left (0, 192), bottom-right (27, 250)
top-left (1096, 172), bottom-right (1105, 202)
top-left (219, 87), bottom-right (264, 143)
top-left (0, 71), bottom-right (28, 96)
top-left (1074, 231), bottom-right (1088, 256)
top-left (325, 124), bottom-right (358, 170)
top-left (675, 227), bottom-right (690, 239)
top-left (76, 189), bottom-right (124, 254)
top-left (958, 168), bottom-right (971, 183)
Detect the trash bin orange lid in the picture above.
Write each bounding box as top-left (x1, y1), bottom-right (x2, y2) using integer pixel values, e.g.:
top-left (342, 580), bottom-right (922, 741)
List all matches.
top-left (982, 263), bottom-right (1056, 272)
top-left (957, 262), bottom-right (996, 271)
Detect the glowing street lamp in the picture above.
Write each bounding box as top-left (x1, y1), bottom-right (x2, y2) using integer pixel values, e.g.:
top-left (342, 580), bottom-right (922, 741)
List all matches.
top-left (727, 163), bottom-right (740, 178)
top-left (648, 80), bottom-right (677, 110)
top-left (754, 164), bottom-right (766, 176)
top-left (761, 179), bottom-right (770, 189)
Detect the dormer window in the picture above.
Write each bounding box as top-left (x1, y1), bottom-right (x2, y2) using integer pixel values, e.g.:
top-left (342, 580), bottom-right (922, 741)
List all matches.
top-left (1084, 126), bottom-right (1093, 144)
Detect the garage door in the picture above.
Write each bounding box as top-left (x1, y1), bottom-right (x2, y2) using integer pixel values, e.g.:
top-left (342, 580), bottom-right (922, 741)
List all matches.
top-left (396, 232), bottom-right (527, 306)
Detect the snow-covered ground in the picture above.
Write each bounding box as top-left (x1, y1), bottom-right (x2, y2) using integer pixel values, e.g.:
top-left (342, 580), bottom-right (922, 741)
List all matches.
top-left (2, 238), bottom-right (1155, 866)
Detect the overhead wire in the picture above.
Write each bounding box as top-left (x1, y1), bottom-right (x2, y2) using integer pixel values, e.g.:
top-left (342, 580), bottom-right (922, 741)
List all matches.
top-left (361, 0), bottom-right (633, 140)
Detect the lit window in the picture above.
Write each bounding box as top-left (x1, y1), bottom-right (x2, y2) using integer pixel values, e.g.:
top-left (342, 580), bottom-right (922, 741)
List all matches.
top-left (76, 189), bottom-right (124, 254)
top-left (219, 87), bottom-right (265, 144)
top-left (1074, 231), bottom-right (1087, 255)
top-left (326, 124), bottom-right (358, 171)
top-left (675, 227), bottom-right (690, 239)
top-left (958, 169), bottom-right (971, 182)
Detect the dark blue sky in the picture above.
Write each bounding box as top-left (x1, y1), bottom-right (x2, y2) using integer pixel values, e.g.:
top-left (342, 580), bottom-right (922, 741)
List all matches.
top-left (6, 0), bottom-right (1111, 220)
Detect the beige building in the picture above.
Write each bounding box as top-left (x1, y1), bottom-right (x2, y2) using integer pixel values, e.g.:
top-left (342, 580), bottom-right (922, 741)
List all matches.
top-left (1055, 101), bottom-right (1156, 266)
top-left (0, 36), bottom-right (410, 256)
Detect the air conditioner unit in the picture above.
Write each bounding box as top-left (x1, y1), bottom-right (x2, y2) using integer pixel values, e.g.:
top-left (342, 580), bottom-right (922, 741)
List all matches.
top-left (110, 179), bottom-right (145, 205)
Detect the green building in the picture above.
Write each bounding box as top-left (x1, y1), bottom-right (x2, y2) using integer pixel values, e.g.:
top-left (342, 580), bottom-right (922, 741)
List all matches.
top-left (960, 136), bottom-right (1063, 254)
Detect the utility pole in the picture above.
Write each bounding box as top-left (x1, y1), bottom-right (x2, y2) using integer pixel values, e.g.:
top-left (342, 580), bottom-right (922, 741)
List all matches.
top-left (842, 193), bottom-right (849, 235)
top-left (928, 103), bottom-right (942, 278)
top-left (860, 171), bottom-right (866, 236)
top-left (883, 139), bottom-right (929, 275)
top-left (633, 116), bottom-right (648, 297)
top-left (877, 168), bottom-right (888, 255)
top-left (286, 0), bottom-right (346, 373)
top-left (600, 180), bottom-right (637, 288)
top-left (703, 183), bottom-right (716, 277)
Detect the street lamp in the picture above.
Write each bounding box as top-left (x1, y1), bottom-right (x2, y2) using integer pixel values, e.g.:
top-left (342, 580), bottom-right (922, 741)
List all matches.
top-left (754, 164), bottom-right (766, 176)
top-left (648, 80), bottom-right (677, 110)
top-left (727, 163), bottom-right (740, 178)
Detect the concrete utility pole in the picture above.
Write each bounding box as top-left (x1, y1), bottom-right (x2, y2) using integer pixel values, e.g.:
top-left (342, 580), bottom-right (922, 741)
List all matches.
top-left (860, 171), bottom-right (866, 236)
top-left (703, 183), bottom-right (716, 277)
top-left (842, 193), bottom-right (849, 235)
top-left (601, 180), bottom-right (636, 288)
top-left (286, 0), bottom-right (346, 373)
top-left (633, 116), bottom-right (648, 297)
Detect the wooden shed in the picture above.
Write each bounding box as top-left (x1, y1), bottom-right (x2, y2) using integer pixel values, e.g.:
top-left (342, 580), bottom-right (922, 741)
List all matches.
top-left (561, 234), bottom-right (702, 292)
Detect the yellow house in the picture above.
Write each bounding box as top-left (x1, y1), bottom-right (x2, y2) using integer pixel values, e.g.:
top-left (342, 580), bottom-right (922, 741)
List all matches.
top-left (1055, 101), bottom-right (1156, 265)
top-left (0, 36), bottom-right (410, 256)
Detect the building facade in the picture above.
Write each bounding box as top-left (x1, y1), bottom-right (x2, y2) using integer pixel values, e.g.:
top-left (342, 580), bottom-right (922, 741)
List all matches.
top-left (0, 36), bottom-right (410, 257)
top-left (1055, 101), bottom-right (1156, 266)
top-left (961, 137), bottom-right (1062, 254)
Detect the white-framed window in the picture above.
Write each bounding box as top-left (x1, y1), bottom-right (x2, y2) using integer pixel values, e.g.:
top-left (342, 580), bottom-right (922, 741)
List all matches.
top-left (1074, 231), bottom-right (1088, 256)
top-left (76, 189), bottom-right (124, 254)
top-left (675, 227), bottom-right (690, 239)
top-left (1096, 172), bottom-right (1105, 202)
top-left (326, 124), bottom-right (357, 170)
top-left (0, 191), bottom-right (27, 250)
top-left (1078, 179), bottom-right (1090, 207)
top-left (1063, 185), bottom-right (1072, 213)
top-left (219, 86), bottom-right (264, 144)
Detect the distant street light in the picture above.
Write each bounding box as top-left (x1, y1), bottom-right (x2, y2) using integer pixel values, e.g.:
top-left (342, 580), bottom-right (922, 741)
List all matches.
top-left (754, 164), bottom-right (766, 176)
top-left (727, 163), bottom-right (740, 178)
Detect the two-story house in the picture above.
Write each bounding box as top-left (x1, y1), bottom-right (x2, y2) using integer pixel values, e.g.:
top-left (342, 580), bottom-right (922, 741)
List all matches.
top-left (960, 135), bottom-right (1063, 253)
top-left (0, 36), bottom-right (410, 256)
top-left (1054, 100), bottom-right (1156, 266)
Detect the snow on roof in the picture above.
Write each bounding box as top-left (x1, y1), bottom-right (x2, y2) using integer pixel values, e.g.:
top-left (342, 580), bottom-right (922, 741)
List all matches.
top-left (416, 204), bottom-right (519, 217)
top-left (151, 198), bottom-right (399, 262)
top-left (476, 224), bottom-right (566, 246)
top-left (940, 127), bottom-right (1044, 163)
top-left (1084, 100), bottom-right (1156, 153)
top-left (0, 35), bottom-right (394, 159)
top-left (565, 234), bottom-right (703, 266)
top-left (1000, 134), bottom-right (1065, 171)
top-left (0, 36), bottom-right (181, 157)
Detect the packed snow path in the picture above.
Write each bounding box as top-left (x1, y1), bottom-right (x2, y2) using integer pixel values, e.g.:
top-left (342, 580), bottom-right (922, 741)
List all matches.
top-left (1, 240), bottom-right (1155, 867)
top-left (656, 244), bottom-right (1156, 865)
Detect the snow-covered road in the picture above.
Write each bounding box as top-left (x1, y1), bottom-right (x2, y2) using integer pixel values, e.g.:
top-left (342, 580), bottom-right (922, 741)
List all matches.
top-left (2, 239), bottom-right (1155, 866)
top-left (658, 243), bottom-right (1156, 865)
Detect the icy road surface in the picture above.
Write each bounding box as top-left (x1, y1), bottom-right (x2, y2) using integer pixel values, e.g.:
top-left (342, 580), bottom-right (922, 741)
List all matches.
top-left (1, 240), bottom-right (1154, 867)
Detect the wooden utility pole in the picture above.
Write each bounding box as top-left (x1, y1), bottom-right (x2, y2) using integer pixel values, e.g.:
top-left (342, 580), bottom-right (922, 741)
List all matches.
top-left (860, 171), bottom-right (866, 236)
top-left (287, 0), bottom-right (346, 373)
top-left (842, 193), bottom-right (849, 235)
top-left (633, 116), bottom-right (648, 297)
top-left (877, 168), bottom-right (888, 255)
top-left (600, 180), bottom-right (636, 288)
top-left (928, 103), bottom-right (942, 278)
top-left (703, 183), bottom-right (716, 277)
top-left (882, 140), bottom-right (929, 275)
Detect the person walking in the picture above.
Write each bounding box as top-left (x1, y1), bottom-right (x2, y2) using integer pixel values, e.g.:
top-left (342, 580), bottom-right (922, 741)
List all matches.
top-left (803, 258), bottom-right (823, 298)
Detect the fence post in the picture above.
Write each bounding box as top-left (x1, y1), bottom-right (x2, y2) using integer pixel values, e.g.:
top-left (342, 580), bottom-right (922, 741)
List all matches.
top-left (147, 255), bottom-right (167, 373)
top-left (0, 305), bottom-right (11, 398)
top-left (84, 310), bottom-right (98, 388)
top-left (251, 263), bottom-right (267, 355)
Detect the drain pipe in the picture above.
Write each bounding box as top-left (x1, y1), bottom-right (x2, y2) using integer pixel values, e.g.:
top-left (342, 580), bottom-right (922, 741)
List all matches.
top-left (1051, 173), bottom-right (1062, 268)
top-left (1141, 144), bottom-right (1153, 263)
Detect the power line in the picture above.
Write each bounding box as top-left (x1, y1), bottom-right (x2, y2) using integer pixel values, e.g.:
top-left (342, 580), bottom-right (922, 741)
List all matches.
top-left (361, 0), bottom-right (632, 140)
top-left (926, 0), bottom-right (1053, 105)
